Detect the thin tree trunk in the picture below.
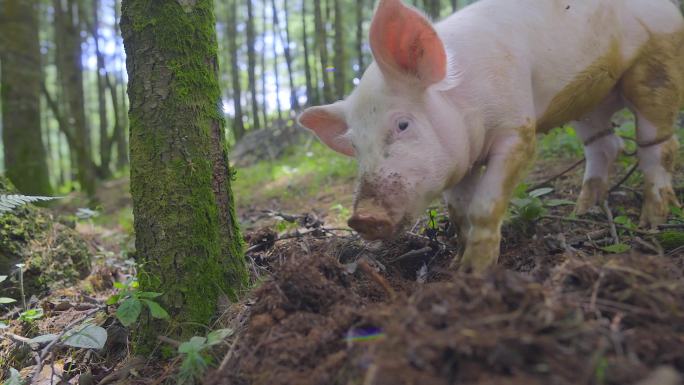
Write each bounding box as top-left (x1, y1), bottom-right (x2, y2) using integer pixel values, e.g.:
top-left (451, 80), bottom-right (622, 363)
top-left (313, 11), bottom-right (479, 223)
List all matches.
top-left (270, 4), bottom-right (283, 122)
top-left (355, 0), bottom-right (365, 76)
top-left (279, 0), bottom-right (300, 113)
top-left (301, 0), bottom-right (317, 106)
top-left (245, 0), bottom-right (261, 130)
top-left (0, 0), bottom-right (52, 195)
top-left (333, 0), bottom-right (346, 100)
top-left (261, 3), bottom-right (269, 127)
top-left (451, 0), bottom-right (458, 12)
top-left (313, 0), bottom-right (333, 103)
top-left (91, 0), bottom-right (113, 179)
top-left (114, 0), bottom-right (129, 169)
top-left (54, 0), bottom-right (97, 197)
top-left (228, 0), bottom-right (245, 140)
top-left (121, 0), bottom-right (248, 352)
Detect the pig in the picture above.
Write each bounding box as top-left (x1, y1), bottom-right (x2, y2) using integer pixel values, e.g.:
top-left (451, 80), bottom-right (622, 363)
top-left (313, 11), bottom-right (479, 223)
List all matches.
top-left (298, 0), bottom-right (684, 272)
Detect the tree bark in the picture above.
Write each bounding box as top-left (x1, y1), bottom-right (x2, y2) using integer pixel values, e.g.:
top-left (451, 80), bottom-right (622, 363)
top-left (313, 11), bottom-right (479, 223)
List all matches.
top-left (245, 0), bottom-right (261, 130)
top-left (227, 0), bottom-right (246, 140)
top-left (260, 3), bottom-right (269, 127)
top-left (313, 0), bottom-right (333, 103)
top-left (0, 0), bottom-right (52, 195)
top-left (121, 0), bottom-right (248, 351)
top-left (54, 0), bottom-right (97, 197)
top-left (91, 0), bottom-right (113, 179)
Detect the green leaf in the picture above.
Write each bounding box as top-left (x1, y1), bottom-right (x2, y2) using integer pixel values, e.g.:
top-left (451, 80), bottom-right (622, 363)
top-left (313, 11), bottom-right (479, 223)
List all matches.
top-left (0, 321), bottom-right (8, 329)
top-left (206, 328), bottom-right (234, 346)
top-left (601, 243), bottom-right (631, 254)
top-left (141, 299), bottom-right (169, 319)
top-left (545, 199), bottom-right (575, 207)
top-left (0, 297), bottom-right (17, 304)
top-left (137, 292), bottom-right (163, 299)
top-left (113, 282), bottom-right (126, 290)
top-left (4, 367), bottom-right (23, 385)
top-left (0, 275), bottom-right (7, 283)
top-left (116, 298), bottom-right (142, 327)
top-left (529, 187), bottom-right (554, 198)
top-left (19, 308), bottom-right (43, 321)
top-left (106, 294), bottom-right (120, 305)
top-left (63, 324), bottom-right (107, 349)
top-left (29, 334), bottom-right (58, 345)
top-left (178, 336), bottom-right (207, 354)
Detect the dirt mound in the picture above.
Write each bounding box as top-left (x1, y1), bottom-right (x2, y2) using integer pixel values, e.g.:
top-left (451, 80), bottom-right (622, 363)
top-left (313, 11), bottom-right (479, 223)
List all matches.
top-left (205, 236), bottom-right (684, 385)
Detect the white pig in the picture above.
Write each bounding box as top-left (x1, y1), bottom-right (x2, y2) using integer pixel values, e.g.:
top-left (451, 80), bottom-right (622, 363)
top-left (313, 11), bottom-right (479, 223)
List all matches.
top-left (298, 0), bottom-right (684, 272)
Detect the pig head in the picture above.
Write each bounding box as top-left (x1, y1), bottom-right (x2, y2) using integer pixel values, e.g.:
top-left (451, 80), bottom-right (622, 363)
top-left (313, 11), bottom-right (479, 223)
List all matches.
top-left (298, 0), bottom-right (470, 241)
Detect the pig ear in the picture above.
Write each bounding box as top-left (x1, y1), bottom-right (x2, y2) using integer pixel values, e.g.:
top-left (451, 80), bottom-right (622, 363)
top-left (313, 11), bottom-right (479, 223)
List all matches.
top-left (369, 0), bottom-right (447, 86)
top-left (298, 103), bottom-right (355, 157)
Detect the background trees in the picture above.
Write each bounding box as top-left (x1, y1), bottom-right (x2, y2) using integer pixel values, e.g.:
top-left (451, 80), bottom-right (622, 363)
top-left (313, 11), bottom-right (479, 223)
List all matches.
top-left (0, 0), bottom-right (476, 197)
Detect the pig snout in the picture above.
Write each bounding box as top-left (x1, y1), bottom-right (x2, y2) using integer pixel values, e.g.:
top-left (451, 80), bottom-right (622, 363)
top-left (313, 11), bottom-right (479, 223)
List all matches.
top-left (348, 211), bottom-right (394, 240)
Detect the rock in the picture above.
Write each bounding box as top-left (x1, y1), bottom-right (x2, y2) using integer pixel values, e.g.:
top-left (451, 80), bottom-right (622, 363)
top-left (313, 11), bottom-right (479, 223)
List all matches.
top-left (0, 176), bottom-right (91, 298)
top-left (231, 119), bottom-right (305, 167)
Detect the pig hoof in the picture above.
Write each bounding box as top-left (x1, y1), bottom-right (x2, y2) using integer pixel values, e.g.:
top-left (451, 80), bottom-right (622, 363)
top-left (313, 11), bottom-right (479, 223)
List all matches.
top-left (457, 245), bottom-right (499, 273)
top-left (575, 178), bottom-right (608, 215)
top-left (639, 185), bottom-right (680, 229)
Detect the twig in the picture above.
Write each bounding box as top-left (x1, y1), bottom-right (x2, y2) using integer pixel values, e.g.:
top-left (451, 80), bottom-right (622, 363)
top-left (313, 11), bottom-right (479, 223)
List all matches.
top-left (658, 223), bottom-right (684, 230)
top-left (388, 246), bottom-right (432, 263)
top-left (32, 306), bottom-right (105, 383)
top-left (609, 161), bottom-right (639, 194)
top-left (542, 215), bottom-right (651, 235)
top-left (157, 335), bottom-right (181, 347)
top-left (527, 158), bottom-right (585, 192)
top-left (2, 332), bottom-right (34, 345)
top-left (601, 200), bottom-right (620, 245)
top-left (245, 227), bottom-right (356, 253)
top-left (357, 259), bottom-right (396, 300)
top-left (218, 335), bottom-right (240, 372)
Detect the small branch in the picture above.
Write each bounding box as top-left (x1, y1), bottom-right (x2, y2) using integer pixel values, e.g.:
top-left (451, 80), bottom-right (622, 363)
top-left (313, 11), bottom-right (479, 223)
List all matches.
top-left (542, 215), bottom-right (651, 235)
top-left (157, 335), bottom-right (181, 347)
top-left (609, 161), bottom-right (639, 194)
top-left (388, 246), bottom-right (432, 263)
top-left (527, 158), bottom-right (585, 192)
top-left (32, 306), bottom-right (105, 383)
top-left (357, 259), bottom-right (396, 300)
top-left (601, 200), bottom-right (620, 245)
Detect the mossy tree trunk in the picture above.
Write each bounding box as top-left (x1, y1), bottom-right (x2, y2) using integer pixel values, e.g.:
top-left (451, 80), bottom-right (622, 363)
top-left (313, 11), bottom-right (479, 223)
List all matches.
top-left (121, 0), bottom-right (248, 351)
top-left (0, 0), bottom-right (52, 196)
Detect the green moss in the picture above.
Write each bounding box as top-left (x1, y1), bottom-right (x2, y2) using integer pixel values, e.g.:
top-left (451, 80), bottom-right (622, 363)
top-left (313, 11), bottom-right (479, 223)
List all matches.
top-left (656, 230), bottom-right (684, 251)
top-left (122, 0), bottom-right (247, 353)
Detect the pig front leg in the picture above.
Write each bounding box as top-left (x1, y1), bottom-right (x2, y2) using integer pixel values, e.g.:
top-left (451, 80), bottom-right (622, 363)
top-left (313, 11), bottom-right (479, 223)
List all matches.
top-left (451, 125), bottom-right (536, 273)
top-left (444, 170), bottom-right (482, 255)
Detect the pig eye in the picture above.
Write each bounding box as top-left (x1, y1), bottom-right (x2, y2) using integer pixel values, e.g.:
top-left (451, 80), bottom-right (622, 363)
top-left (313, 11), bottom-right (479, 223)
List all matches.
top-left (397, 121), bottom-right (410, 132)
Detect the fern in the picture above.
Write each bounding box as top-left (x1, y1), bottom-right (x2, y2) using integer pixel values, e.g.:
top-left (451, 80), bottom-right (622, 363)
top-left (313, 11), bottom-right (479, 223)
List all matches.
top-left (0, 194), bottom-right (62, 213)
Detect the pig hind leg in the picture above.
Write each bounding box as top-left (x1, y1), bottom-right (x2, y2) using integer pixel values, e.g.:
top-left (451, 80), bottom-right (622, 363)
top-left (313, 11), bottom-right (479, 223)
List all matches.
top-left (573, 92), bottom-right (624, 214)
top-left (620, 49), bottom-right (682, 228)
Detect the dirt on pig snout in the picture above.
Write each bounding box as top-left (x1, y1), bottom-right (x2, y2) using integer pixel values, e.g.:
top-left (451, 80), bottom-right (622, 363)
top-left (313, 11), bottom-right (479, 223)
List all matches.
top-left (204, 236), bottom-right (684, 385)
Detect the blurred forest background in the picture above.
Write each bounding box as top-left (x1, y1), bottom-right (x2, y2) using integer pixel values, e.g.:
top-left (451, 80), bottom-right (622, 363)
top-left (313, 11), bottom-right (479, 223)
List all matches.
top-left (0, 0), bottom-right (479, 198)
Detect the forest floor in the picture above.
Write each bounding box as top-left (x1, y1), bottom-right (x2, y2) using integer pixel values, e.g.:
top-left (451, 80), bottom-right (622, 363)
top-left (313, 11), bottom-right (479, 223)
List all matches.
top-left (2, 124), bottom-right (684, 385)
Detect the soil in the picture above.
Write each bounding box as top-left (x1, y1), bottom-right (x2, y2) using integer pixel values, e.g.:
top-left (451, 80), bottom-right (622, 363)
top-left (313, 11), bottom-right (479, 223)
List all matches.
top-left (204, 220), bottom-right (684, 385)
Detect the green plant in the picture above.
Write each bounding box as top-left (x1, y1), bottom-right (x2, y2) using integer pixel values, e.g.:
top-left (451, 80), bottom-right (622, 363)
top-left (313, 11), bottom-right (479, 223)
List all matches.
top-left (177, 328), bottom-right (233, 384)
top-left (508, 185), bottom-right (574, 230)
top-left (107, 279), bottom-right (169, 327)
top-left (0, 194), bottom-right (61, 213)
top-left (18, 308), bottom-right (43, 322)
top-left (0, 275), bottom-right (16, 306)
top-left (2, 367), bottom-right (23, 385)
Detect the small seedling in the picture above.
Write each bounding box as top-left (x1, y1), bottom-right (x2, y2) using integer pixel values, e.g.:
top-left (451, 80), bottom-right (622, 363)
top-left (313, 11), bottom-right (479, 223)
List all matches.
top-left (177, 328), bottom-right (234, 384)
top-left (107, 279), bottom-right (169, 327)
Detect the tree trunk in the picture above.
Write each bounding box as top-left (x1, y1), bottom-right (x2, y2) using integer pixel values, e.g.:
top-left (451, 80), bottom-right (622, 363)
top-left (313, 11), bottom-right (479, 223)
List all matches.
top-left (333, 0), bottom-right (346, 100)
top-left (270, 4), bottom-right (283, 122)
top-left (54, 0), bottom-right (97, 197)
top-left (227, 0), bottom-right (246, 140)
top-left (245, 0), bottom-right (261, 130)
top-left (355, 0), bottom-right (365, 77)
top-left (313, 0), bottom-right (333, 103)
top-left (261, 3), bottom-right (269, 127)
top-left (451, 0), bottom-right (458, 12)
top-left (121, 0), bottom-right (248, 351)
top-left (0, 0), bottom-right (53, 195)
top-left (279, 0), bottom-right (300, 113)
top-left (424, 0), bottom-right (441, 19)
top-left (91, 0), bottom-right (113, 179)
top-left (114, 0), bottom-right (129, 169)
top-left (301, 1), bottom-right (317, 106)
